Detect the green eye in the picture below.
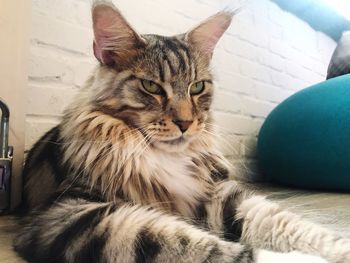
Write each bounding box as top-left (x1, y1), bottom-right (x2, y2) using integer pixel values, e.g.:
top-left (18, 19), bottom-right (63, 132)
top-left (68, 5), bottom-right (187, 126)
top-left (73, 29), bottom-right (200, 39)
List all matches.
top-left (189, 81), bottom-right (205, 95)
top-left (141, 80), bottom-right (163, 95)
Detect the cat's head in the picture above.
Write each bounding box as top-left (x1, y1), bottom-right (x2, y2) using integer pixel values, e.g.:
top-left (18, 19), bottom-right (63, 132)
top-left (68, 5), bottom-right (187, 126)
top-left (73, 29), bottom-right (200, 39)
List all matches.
top-left (90, 1), bottom-right (233, 152)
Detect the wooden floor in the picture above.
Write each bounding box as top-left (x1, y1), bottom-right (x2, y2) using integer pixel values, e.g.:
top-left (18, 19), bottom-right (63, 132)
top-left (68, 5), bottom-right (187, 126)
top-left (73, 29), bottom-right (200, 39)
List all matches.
top-left (0, 215), bottom-right (24, 263)
top-left (0, 184), bottom-right (349, 262)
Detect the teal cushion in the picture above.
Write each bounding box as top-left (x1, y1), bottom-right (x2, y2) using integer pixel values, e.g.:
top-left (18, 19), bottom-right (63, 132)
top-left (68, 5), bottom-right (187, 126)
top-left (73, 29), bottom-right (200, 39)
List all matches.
top-left (258, 74), bottom-right (350, 191)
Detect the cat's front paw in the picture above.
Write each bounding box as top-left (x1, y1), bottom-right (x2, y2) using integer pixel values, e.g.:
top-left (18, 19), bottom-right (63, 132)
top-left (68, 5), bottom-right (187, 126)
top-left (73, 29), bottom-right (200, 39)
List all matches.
top-left (256, 250), bottom-right (329, 263)
top-left (324, 237), bottom-right (350, 263)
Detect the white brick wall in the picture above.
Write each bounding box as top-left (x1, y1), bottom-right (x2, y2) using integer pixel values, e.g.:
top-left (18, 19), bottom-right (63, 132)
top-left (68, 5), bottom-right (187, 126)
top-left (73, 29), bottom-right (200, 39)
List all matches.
top-left (27, 0), bottom-right (337, 181)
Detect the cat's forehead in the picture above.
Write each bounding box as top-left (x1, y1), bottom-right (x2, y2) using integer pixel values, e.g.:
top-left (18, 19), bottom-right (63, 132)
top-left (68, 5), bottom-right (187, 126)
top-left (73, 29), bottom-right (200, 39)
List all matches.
top-left (142, 34), bottom-right (173, 41)
top-left (142, 34), bottom-right (186, 49)
top-left (134, 34), bottom-right (209, 83)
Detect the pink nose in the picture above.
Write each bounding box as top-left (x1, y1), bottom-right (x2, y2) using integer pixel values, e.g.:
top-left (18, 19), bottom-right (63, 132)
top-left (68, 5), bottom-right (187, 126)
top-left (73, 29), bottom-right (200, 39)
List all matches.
top-left (173, 120), bottom-right (193, 133)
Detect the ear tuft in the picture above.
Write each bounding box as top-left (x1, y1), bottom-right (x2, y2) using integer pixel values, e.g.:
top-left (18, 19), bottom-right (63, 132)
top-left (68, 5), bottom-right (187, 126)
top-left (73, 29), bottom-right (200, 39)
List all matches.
top-left (92, 1), bottom-right (145, 66)
top-left (186, 11), bottom-right (234, 57)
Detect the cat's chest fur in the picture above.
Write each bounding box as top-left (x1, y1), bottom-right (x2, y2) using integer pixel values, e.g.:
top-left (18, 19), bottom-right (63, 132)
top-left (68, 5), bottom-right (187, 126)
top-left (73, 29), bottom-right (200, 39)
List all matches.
top-left (122, 148), bottom-right (213, 217)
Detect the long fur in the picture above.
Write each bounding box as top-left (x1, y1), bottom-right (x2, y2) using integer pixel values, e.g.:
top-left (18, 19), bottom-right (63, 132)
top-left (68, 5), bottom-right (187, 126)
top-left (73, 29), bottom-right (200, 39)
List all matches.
top-left (14, 1), bottom-right (350, 263)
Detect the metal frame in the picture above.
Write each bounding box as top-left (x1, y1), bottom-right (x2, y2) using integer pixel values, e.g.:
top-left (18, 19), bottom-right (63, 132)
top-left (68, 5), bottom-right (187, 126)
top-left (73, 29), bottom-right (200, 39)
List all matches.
top-left (0, 99), bottom-right (9, 158)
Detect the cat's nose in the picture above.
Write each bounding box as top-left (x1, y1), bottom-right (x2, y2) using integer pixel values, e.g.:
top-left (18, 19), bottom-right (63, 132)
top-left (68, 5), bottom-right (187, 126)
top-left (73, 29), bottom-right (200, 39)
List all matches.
top-left (173, 120), bottom-right (193, 133)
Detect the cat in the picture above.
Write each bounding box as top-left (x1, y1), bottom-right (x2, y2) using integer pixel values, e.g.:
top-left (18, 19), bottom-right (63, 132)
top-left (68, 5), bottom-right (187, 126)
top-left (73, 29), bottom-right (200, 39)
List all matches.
top-left (14, 1), bottom-right (350, 262)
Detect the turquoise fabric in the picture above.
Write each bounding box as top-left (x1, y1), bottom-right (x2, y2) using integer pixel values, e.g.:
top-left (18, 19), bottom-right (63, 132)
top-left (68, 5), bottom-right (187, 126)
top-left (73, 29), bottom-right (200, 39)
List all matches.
top-left (258, 74), bottom-right (350, 191)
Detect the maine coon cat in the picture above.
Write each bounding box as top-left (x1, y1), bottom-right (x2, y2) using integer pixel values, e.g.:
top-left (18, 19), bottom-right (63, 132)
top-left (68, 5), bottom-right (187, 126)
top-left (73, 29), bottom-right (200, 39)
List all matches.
top-left (14, 1), bottom-right (350, 262)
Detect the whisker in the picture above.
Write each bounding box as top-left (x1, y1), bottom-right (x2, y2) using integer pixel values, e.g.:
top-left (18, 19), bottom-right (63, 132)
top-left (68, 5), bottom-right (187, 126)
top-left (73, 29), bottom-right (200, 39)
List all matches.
top-left (205, 122), bottom-right (255, 152)
top-left (198, 130), bottom-right (255, 179)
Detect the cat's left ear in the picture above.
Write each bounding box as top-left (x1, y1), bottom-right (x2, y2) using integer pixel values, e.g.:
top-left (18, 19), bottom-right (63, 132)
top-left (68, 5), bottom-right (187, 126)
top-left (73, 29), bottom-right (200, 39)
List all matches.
top-left (185, 11), bottom-right (233, 57)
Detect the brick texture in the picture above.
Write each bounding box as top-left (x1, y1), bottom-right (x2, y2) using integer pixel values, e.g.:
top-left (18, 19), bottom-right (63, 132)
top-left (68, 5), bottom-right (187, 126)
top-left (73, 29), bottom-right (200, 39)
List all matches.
top-left (27, 0), bottom-right (336, 181)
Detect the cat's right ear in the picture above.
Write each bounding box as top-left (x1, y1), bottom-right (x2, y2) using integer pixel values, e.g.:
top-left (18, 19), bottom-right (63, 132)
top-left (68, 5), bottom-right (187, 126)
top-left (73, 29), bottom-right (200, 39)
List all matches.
top-left (92, 1), bottom-right (146, 66)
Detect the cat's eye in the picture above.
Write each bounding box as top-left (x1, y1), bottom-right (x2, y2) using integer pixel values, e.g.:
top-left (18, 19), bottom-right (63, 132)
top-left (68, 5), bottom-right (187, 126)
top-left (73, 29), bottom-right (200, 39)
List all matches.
top-left (141, 80), bottom-right (163, 95)
top-left (189, 81), bottom-right (205, 95)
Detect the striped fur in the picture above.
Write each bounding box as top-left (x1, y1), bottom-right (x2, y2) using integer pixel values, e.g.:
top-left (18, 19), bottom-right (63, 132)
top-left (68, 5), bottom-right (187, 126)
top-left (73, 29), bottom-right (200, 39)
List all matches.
top-left (15, 1), bottom-right (350, 263)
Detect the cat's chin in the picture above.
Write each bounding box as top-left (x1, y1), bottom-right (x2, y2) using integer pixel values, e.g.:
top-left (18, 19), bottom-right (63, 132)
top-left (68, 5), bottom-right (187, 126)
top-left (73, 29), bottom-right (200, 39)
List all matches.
top-left (152, 137), bottom-right (191, 152)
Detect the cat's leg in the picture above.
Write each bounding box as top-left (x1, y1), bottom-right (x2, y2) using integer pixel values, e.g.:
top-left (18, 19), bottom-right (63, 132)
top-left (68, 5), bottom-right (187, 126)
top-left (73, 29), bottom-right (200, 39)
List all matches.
top-left (205, 180), bottom-right (350, 263)
top-left (15, 197), bottom-right (274, 263)
top-left (238, 194), bottom-right (350, 263)
top-left (14, 197), bottom-right (329, 263)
